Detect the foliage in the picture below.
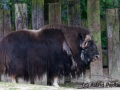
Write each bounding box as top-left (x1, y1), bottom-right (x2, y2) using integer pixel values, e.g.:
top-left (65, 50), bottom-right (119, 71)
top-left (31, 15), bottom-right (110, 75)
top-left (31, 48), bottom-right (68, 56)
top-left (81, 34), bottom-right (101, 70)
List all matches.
top-left (80, 0), bottom-right (119, 19)
top-left (0, 0), bottom-right (31, 20)
top-left (61, 0), bottom-right (68, 21)
top-left (100, 0), bottom-right (118, 48)
top-left (80, 0), bottom-right (119, 48)
top-left (0, 0), bottom-right (119, 21)
top-left (100, 0), bottom-right (119, 18)
top-left (101, 31), bottom-right (107, 49)
top-left (80, 0), bottom-right (87, 19)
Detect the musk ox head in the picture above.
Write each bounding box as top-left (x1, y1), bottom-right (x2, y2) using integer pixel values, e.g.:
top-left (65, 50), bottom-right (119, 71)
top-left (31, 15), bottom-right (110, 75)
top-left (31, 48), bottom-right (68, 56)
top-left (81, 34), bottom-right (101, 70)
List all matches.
top-left (80, 40), bottom-right (99, 64)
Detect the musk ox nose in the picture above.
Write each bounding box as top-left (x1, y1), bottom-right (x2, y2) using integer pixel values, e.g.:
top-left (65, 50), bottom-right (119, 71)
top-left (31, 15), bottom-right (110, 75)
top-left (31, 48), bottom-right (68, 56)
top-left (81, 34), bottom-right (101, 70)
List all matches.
top-left (95, 55), bottom-right (99, 59)
top-left (92, 55), bottom-right (99, 62)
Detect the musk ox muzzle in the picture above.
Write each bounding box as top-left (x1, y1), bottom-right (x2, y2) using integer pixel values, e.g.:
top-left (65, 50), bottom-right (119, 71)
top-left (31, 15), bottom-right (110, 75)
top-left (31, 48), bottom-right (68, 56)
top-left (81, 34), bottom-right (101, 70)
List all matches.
top-left (80, 40), bottom-right (99, 64)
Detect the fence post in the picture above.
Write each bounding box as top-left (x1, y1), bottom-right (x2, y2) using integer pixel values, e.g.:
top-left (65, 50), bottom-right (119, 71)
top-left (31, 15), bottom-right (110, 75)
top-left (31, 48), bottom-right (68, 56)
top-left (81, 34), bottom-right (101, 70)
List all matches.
top-left (106, 9), bottom-right (120, 80)
top-left (15, 3), bottom-right (28, 30)
top-left (67, 0), bottom-right (81, 26)
top-left (0, 10), bottom-right (4, 81)
top-left (87, 0), bottom-right (103, 81)
top-left (32, 0), bottom-right (46, 85)
top-left (48, 3), bottom-right (64, 84)
top-left (4, 10), bottom-right (11, 36)
top-left (67, 0), bottom-right (82, 83)
top-left (32, 0), bottom-right (44, 30)
top-left (49, 3), bottom-right (61, 24)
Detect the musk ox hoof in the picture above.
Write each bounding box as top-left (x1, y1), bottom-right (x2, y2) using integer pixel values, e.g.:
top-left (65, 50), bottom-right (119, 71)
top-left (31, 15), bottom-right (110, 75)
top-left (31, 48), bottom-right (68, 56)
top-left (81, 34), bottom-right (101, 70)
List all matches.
top-left (52, 77), bottom-right (59, 87)
top-left (11, 79), bottom-right (16, 83)
top-left (53, 83), bottom-right (60, 87)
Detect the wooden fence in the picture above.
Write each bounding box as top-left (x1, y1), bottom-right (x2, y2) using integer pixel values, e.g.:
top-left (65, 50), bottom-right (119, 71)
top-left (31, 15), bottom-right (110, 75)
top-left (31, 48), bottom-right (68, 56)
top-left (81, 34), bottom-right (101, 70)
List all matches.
top-left (0, 0), bottom-right (120, 85)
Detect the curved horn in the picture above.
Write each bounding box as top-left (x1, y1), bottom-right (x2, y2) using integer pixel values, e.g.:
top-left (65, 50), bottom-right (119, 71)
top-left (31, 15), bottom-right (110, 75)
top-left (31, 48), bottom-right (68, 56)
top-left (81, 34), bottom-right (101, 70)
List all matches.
top-left (81, 35), bottom-right (91, 48)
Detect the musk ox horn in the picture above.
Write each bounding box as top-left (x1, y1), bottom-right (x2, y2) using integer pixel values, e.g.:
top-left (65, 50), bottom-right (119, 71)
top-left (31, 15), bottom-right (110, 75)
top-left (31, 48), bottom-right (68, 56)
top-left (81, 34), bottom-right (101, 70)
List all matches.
top-left (81, 35), bottom-right (91, 48)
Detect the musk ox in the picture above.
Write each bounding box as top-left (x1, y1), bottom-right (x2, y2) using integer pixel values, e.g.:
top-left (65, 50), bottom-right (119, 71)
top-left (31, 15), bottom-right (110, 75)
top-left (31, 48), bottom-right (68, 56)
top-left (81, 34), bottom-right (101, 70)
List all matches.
top-left (0, 24), bottom-right (99, 87)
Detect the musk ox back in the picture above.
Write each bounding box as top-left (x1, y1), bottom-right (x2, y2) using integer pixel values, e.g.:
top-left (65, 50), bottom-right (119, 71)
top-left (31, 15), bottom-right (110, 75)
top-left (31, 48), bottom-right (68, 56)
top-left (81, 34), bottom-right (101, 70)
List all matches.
top-left (0, 24), bottom-right (99, 87)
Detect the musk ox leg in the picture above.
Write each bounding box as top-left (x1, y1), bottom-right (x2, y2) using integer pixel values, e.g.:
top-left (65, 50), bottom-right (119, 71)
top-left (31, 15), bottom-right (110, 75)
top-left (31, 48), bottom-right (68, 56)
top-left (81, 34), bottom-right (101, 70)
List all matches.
top-left (63, 41), bottom-right (77, 68)
top-left (53, 77), bottom-right (59, 87)
top-left (10, 75), bottom-right (16, 83)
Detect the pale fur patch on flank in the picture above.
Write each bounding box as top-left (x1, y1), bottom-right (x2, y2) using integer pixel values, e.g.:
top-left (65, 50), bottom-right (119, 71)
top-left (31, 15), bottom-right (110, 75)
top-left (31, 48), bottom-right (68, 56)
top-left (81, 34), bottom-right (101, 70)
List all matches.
top-left (63, 41), bottom-right (72, 55)
top-left (63, 41), bottom-right (77, 68)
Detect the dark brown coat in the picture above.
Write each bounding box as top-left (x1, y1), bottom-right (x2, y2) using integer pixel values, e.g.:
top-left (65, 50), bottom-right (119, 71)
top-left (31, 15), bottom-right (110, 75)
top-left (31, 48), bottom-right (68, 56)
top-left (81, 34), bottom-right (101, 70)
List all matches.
top-left (0, 24), bottom-right (96, 82)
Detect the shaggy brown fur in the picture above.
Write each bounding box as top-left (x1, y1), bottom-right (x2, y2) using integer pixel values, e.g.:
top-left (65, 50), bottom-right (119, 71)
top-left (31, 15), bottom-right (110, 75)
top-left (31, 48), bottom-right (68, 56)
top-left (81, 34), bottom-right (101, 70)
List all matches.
top-left (0, 29), bottom-right (73, 80)
top-left (0, 24), bottom-right (98, 86)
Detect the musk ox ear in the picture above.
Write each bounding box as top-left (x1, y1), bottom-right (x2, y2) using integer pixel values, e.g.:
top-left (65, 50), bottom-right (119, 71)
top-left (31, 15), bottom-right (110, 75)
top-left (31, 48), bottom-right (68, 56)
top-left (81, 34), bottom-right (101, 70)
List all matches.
top-left (78, 33), bottom-right (91, 48)
top-left (84, 40), bottom-right (91, 48)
